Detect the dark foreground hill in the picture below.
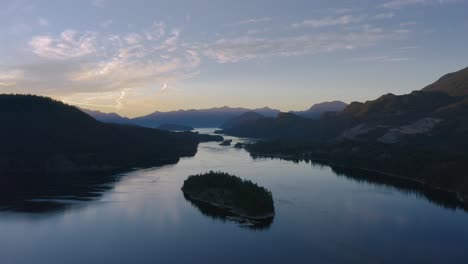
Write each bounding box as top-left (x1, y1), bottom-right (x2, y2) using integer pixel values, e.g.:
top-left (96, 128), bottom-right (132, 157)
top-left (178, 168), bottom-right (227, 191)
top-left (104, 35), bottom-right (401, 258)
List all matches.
top-left (291, 100), bottom-right (347, 119)
top-left (0, 94), bottom-right (200, 175)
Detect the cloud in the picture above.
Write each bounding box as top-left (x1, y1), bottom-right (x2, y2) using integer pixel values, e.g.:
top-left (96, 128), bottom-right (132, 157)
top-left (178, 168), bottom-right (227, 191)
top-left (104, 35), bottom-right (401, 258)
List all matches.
top-left (230, 17), bottom-right (272, 26)
top-left (373, 12), bottom-right (395, 20)
top-left (38, 17), bottom-right (49, 27)
top-left (292, 15), bottom-right (363, 28)
top-left (29, 30), bottom-right (97, 59)
top-left (382, 0), bottom-right (460, 9)
top-left (61, 88), bottom-right (131, 109)
top-left (400, 21), bottom-right (417, 27)
top-left (382, 0), bottom-right (428, 9)
top-left (100, 19), bottom-right (113, 28)
top-left (204, 26), bottom-right (408, 63)
top-left (352, 56), bottom-right (410, 62)
top-left (91, 0), bottom-right (106, 7)
top-left (0, 69), bottom-right (23, 87)
top-left (2, 22), bottom-right (201, 109)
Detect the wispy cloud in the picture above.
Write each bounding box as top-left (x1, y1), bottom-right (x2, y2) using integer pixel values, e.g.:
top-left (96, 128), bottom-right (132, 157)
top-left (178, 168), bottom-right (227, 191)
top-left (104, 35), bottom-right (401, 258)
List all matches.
top-left (29, 30), bottom-right (97, 59)
top-left (100, 19), bottom-right (113, 28)
top-left (230, 17), bottom-right (272, 26)
top-left (383, 0), bottom-right (428, 9)
top-left (291, 15), bottom-right (363, 28)
top-left (161, 83), bottom-right (168, 92)
top-left (205, 26), bottom-right (409, 63)
top-left (91, 0), bottom-right (106, 7)
top-left (382, 0), bottom-right (461, 9)
top-left (3, 21), bottom-right (201, 112)
top-left (372, 12), bottom-right (395, 20)
top-left (352, 56), bottom-right (410, 62)
top-left (38, 17), bottom-right (49, 27)
top-left (61, 88), bottom-right (131, 109)
top-left (0, 69), bottom-right (23, 87)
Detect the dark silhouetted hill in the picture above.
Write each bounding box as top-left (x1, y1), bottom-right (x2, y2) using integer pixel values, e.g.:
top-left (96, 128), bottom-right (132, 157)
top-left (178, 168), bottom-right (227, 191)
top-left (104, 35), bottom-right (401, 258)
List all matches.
top-left (423, 67), bottom-right (468, 96)
top-left (292, 101), bottom-right (347, 119)
top-left (0, 94), bottom-right (200, 175)
top-left (221, 111), bottom-right (265, 129)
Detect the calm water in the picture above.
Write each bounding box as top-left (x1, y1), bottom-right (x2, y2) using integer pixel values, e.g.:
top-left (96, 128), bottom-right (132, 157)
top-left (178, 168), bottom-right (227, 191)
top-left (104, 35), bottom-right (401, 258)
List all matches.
top-left (1, 129), bottom-right (467, 264)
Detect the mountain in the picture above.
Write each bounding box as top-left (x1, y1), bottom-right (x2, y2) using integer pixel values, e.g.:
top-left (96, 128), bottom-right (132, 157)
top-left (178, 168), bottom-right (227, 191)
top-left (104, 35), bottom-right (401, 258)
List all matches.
top-left (253, 107), bottom-right (281, 117)
top-left (292, 101), bottom-right (347, 119)
top-left (80, 108), bottom-right (132, 125)
top-left (132, 106), bottom-right (280, 128)
top-left (223, 66), bottom-right (468, 200)
top-left (0, 94), bottom-right (200, 175)
top-left (222, 91), bottom-right (468, 149)
top-left (221, 111), bottom-right (265, 129)
top-left (158, 123), bottom-right (194, 131)
top-left (83, 102), bottom-right (346, 128)
top-left (423, 67), bottom-right (468, 96)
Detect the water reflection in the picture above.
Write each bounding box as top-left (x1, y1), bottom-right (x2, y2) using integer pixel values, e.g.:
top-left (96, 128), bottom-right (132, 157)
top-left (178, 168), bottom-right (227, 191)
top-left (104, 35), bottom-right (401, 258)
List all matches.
top-left (0, 171), bottom-right (120, 213)
top-left (182, 193), bottom-right (274, 230)
top-left (249, 154), bottom-right (468, 213)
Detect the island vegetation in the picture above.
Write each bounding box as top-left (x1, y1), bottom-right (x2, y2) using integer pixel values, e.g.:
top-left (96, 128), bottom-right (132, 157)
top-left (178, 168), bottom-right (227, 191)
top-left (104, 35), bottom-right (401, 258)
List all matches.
top-left (181, 171), bottom-right (275, 220)
top-left (196, 133), bottom-right (224, 142)
top-left (219, 139), bottom-right (233, 146)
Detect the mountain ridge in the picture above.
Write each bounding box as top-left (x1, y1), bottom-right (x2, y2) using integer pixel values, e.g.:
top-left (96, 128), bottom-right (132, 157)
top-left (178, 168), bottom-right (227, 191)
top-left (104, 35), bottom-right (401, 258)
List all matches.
top-left (423, 66), bottom-right (468, 96)
top-left (85, 101), bottom-right (347, 128)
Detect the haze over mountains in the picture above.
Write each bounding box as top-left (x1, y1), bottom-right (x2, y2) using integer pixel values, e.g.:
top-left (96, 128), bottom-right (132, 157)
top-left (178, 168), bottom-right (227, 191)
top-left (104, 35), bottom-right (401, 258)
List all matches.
top-left (84, 102), bottom-right (347, 128)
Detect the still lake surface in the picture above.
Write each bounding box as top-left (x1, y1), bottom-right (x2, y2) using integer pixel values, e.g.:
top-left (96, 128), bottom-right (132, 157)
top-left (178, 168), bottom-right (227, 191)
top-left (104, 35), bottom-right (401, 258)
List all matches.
top-left (1, 129), bottom-right (467, 264)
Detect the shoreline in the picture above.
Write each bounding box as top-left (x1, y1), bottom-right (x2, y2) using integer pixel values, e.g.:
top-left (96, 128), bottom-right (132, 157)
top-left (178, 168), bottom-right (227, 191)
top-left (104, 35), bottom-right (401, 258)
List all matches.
top-left (182, 191), bottom-right (275, 221)
top-left (249, 152), bottom-right (468, 205)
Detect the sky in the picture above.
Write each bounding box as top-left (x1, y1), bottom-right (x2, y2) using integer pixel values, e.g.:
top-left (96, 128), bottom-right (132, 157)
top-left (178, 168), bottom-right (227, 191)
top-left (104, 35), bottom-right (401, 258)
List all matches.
top-left (0, 0), bottom-right (467, 117)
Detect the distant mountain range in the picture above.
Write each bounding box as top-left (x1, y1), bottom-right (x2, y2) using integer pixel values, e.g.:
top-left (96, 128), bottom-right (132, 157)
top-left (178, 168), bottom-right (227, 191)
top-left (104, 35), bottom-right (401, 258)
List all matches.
top-left (80, 108), bottom-right (133, 125)
top-left (83, 102), bottom-right (347, 128)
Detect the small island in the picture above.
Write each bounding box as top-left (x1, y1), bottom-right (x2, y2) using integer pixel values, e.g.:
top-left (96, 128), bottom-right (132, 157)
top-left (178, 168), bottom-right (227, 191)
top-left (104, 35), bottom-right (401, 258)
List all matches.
top-left (181, 171), bottom-right (275, 220)
top-left (219, 139), bottom-right (233, 146)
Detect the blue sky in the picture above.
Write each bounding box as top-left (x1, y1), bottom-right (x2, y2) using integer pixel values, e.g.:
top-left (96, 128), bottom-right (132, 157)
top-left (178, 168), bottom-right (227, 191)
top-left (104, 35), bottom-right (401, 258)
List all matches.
top-left (0, 0), bottom-right (467, 116)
